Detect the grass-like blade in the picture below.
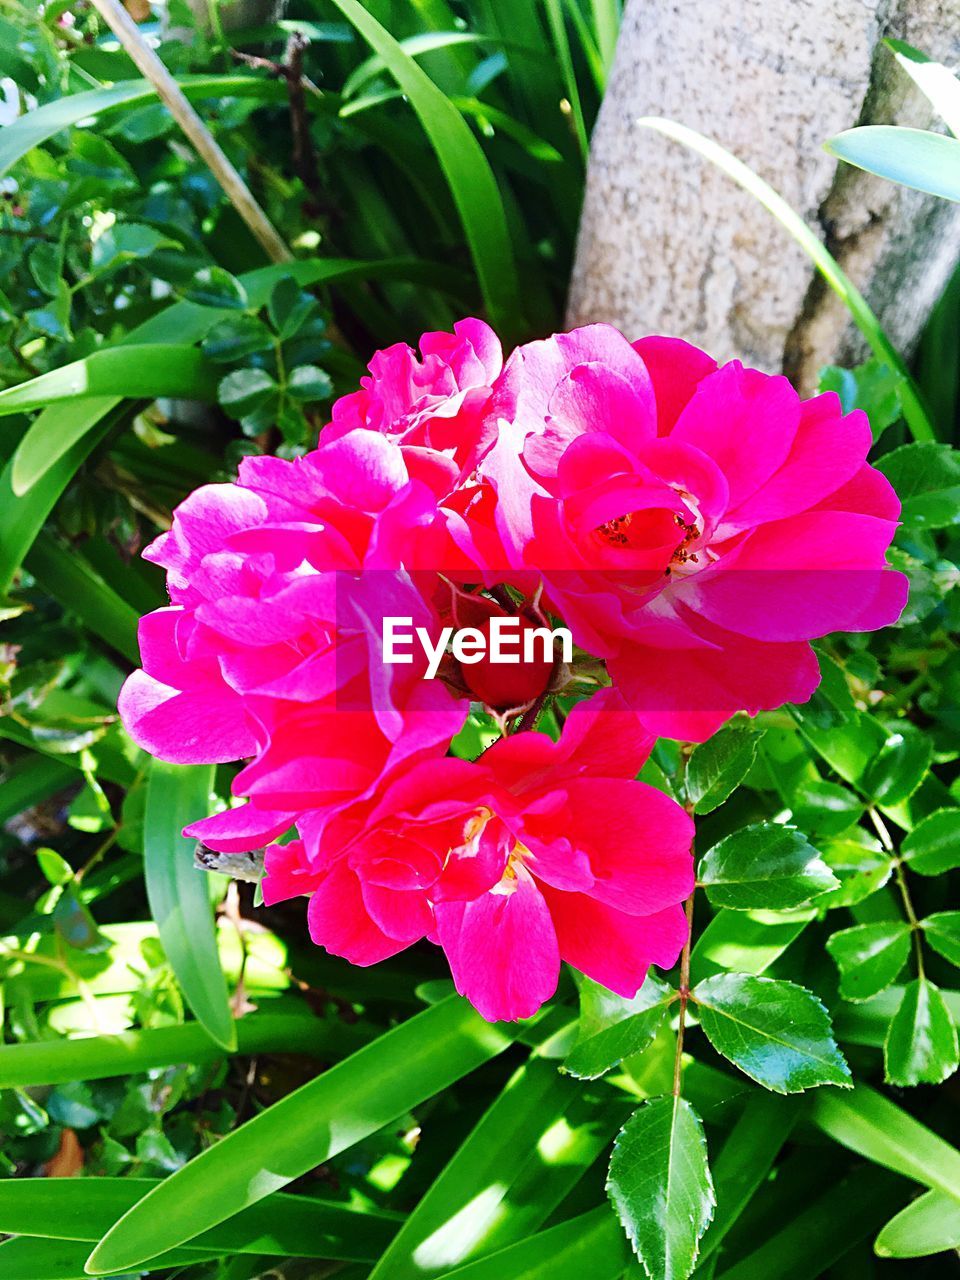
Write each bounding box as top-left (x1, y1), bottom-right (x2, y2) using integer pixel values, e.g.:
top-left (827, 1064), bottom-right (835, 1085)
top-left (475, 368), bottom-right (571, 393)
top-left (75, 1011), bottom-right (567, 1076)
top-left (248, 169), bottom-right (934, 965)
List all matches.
top-left (875, 1187), bottom-right (960, 1259)
top-left (637, 116), bottom-right (936, 443)
top-left (810, 1083), bottom-right (960, 1200)
top-left (433, 1207), bottom-right (629, 1280)
top-left (144, 761), bottom-right (235, 1052)
top-left (370, 1020), bottom-right (625, 1278)
top-left (886, 38), bottom-right (960, 138)
top-left (23, 534), bottom-right (140, 663)
top-left (0, 1176), bottom-right (400, 1261)
top-left (716, 1165), bottom-right (905, 1280)
top-left (324, 0), bottom-right (522, 338)
top-left (85, 997), bottom-right (512, 1275)
top-left (0, 1013), bottom-right (371, 1087)
top-left (0, 345), bottom-right (218, 425)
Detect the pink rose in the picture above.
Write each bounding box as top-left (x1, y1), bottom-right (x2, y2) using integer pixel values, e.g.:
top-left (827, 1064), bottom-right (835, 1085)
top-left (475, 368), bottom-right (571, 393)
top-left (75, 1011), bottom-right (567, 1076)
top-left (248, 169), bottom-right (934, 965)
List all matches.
top-left (473, 324), bottom-right (907, 739)
top-left (119, 429), bottom-right (465, 846)
top-left (262, 692), bottom-right (694, 1022)
top-left (326, 317), bottom-right (502, 481)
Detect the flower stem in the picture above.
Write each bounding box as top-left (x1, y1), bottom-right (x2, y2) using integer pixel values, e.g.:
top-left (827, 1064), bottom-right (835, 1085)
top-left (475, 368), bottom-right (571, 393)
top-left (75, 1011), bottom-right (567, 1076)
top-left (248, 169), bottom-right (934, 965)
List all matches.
top-left (869, 806), bottom-right (925, 980)
top-left (673, 744), bottom-right (696, 1097)
top-left (673, 893), bottom-right (695, 1097)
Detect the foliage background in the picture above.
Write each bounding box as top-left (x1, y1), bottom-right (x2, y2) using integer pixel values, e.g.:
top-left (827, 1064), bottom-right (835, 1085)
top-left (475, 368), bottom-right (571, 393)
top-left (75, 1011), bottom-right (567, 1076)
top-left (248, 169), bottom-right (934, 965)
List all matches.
top-left (0, 2), bottom-right (959, 1278)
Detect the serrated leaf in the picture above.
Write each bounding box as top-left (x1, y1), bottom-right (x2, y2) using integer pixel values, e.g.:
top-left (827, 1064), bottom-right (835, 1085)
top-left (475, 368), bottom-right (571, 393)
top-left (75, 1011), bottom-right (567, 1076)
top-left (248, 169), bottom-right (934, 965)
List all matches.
top-left (201, 315), bottom-right (274, 363)
top-left (901, 808), bottom-right (960, 874)
top-left (863, 722), bottom-right (932, 806)
top-left (826, 921), bottom-right (911, 1001)
top-left (791, 779), bottom-right (863, 836)
top-left (564, 973), bottom-right (674, 1079)
top-left (287, 364), bottom-right (333, 402)
top-left (268, 277), bottom-right (318, 339)
top-left (877, 441), bottom-right (960, 529)
top-left (686, 728), bottom-right (761, 814)
top-left (921, 912), bottom-right (960, 966)
top-left (884, 978), bottom-right (959, 1086)
top-left (218, 367), bottom-right (277, 418)
top-left (817, 834), bottom-right (892, 907)
top-left (186, 266), bottom-right (248, 310)
top-left (606, 1096), bottom-right (715, 1280)
top-left (693, 973), bottom-right (851, 1093)
top-left (698, 823), bottom-right (838, 910)
top-left (875, 1188), bottom-right (960, 1259)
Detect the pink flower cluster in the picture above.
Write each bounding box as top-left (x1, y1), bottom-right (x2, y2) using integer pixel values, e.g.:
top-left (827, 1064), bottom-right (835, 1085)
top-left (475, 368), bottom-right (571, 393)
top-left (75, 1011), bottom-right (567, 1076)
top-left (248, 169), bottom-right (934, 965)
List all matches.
top-left (119, 319), bottom-right (905, 1021)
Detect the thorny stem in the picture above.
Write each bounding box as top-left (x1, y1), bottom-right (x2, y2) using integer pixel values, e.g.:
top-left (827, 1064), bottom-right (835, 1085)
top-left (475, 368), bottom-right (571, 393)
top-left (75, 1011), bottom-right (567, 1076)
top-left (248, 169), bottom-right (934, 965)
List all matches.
top-left (869, 806), bottom-right (925, 980)
top-left (514, 688), bottom-right (551, 734)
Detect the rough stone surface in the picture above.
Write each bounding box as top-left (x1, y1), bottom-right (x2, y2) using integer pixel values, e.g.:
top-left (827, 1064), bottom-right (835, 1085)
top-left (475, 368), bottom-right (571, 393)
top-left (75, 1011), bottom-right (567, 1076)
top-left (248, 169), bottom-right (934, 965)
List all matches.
top-left (567, 0), bottom-right (960, 392)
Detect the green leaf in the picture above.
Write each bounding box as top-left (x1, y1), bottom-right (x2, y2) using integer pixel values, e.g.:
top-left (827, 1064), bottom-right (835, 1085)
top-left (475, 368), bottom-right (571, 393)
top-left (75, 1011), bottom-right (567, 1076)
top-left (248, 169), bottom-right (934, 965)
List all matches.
top-left (287, 364), bottom-right (334, 402)
top-left (693, 973), bottom-right (851, 1093)
top-left (90, 222), bottom-right (176, 273)
top-left (699, 1094), bottom-right (800, 1264)
top-left (863, 722), bottom-right (932, 806)
top-left (819, 358), bottom-right (903, 440)
top-left (36, 847), bottom-right (73, 887)
top-left (825, 127), bottom-right (960, 202)
top-left (636, 117), bottom-right (935, 442)
top-left (417, 1208), bottom-right (630, 1280)
top-left (876, 442), bottom-right (960, 529)
top-left (0, 77), bottom-right (286, 178)
top-left (714, 1165), bottom-right (904, 1280)
top-left (0, 1235), bottom-right (207, 1280)
top-left (690, 908), bottom-right (813, 983)
top-left (901, 807), bottom-right (960, 874)
top-left (564, 972), bottom-right (674, 1079)
top-left (875, 1189), bottom-right (960, 1259)
top-left (23, 533), bottom-right (139, 662)
top-left (201, 314), bottom-right (275, 362)
top-left (0, 1176), bottom-right (398, 1261)
top-left (325, 0), bottom-right (522, 338)
top-left (606, 1095), bottom-right (715, 1280)
top-left (0, 1014), bottom-right (370, 1087)
top-left (185, 266), bottom-right (249, 310)
top-left (827, 922), bottom-right (912, 1001)
top-left (921, 912), bottom-right (960, 966)
top-left (144, 761), bottom-right (235, 1052)
top-left (885, 977), bottom-right (959, 1086)
top-left (887, 38), bottom-right (960, 137)
top-left (84, 997), bottom-right (512, 1275)
top-left (368, 1026), bottom-right (623, 1279)
top-left (811, 1082), bottom-right (960, 1199)
top-left (698, 823), bottom-right (838, 910)
top-left (268, 277), bottom-right (319, 339)
top-left (0, 346), bottom-right (216, 420)
top-left (218, 367), bottom-right (278, 418)
top-left (686, 728), bottom-right (761, 813)
top-left (817, 834), bottom-right (892, 907)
